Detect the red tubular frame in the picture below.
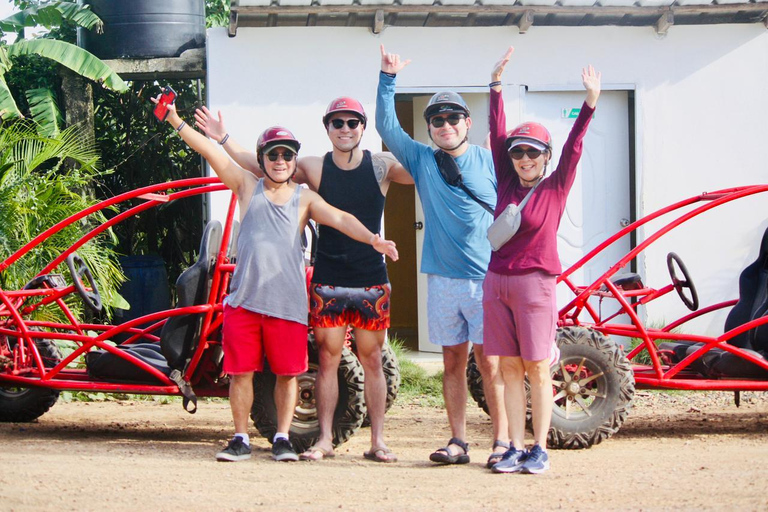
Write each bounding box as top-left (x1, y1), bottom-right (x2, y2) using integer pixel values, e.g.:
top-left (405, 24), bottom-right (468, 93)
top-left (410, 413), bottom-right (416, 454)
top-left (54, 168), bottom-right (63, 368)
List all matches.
top-left (556, 184), bottom-right (768, 391)
top-left (0, 178), bottom-right (233, 398)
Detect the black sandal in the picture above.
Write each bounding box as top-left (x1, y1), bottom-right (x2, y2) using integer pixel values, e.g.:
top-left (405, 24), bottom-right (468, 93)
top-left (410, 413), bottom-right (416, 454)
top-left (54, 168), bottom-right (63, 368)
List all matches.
top-left (486, 440), bottom-right (511, 468)
top-left (429, 437), bottom-right (470, 465)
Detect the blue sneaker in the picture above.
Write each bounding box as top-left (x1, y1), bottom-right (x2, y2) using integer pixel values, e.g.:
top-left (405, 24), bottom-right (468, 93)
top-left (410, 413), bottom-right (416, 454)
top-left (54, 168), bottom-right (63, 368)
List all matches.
top-left (491, 448), bottom-right (528, 474)
top-left (520, 444), bottom-right (550, 474)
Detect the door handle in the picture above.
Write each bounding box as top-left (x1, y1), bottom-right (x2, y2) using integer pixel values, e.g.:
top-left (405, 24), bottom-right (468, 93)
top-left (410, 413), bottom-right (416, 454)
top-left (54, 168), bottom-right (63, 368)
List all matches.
top-left (414, 221), bottom-right (424, 230)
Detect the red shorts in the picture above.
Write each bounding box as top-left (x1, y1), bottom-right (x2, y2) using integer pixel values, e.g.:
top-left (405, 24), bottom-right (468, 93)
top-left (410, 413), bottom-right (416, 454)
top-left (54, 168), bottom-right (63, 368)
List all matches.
top-left (222, 305), bottom-right (308, 376)
top-left (309, 283), bottom-right (390, 331)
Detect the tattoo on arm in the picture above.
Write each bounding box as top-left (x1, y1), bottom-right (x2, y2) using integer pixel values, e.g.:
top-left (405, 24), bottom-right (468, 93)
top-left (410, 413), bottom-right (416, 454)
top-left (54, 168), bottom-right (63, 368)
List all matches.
top-left (372, 154), bottom-right (389, 184)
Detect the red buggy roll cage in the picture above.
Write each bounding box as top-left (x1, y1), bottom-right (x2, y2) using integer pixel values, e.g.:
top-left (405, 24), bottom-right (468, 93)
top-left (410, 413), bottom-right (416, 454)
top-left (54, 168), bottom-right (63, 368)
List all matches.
top-left (0, 178), bottom-right (237, 398)
top-left (556, 185), bottom-right (768, 391)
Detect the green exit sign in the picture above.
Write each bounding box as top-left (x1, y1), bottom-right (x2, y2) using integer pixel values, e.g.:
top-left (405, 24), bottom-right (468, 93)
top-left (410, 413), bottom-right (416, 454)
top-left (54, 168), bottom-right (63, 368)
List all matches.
top-left (562, 108), bottom-right (595, 119)
top-left (562, 108), bottom-right (580, 119)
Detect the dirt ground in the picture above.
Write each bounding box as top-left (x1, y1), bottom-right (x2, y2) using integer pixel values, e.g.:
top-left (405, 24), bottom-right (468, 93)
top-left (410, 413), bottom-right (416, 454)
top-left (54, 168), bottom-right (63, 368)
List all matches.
top-left (1, 391), bottom-right (767, 512)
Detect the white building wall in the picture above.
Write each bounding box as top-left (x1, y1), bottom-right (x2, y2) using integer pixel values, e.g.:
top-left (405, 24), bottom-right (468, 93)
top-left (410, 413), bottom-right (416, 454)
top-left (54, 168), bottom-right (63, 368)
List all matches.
top-left (206, 25), bottom-right (768, 336)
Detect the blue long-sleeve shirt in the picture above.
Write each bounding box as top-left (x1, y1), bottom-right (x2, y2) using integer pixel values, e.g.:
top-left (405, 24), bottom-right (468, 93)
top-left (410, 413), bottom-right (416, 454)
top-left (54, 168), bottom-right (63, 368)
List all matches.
top-left (376, 72), bottom-right (497, 280)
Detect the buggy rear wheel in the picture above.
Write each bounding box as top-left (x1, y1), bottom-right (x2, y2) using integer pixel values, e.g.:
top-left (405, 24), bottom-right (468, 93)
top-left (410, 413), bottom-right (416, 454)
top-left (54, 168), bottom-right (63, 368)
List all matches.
top-left (0, 337), bottom-right (62, 422)
top-left (251, 333), bottom-right (366, 453)
top-left (467, 347), bottom-right (489, 415)
top-left (547, 327), bottom-right (635, 449)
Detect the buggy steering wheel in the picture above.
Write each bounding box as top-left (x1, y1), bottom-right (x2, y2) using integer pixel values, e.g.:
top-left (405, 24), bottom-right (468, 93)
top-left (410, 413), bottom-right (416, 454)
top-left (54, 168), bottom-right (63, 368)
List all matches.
top-left (666, 252), bottom-right (699, 311)
top-left (65, 252), bottom-right (103, 313)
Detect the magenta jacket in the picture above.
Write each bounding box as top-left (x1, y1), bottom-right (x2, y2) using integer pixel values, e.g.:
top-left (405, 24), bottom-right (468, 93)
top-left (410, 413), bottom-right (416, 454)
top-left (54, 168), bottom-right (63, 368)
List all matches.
top-left (488, 88), bottom-right (595, 276)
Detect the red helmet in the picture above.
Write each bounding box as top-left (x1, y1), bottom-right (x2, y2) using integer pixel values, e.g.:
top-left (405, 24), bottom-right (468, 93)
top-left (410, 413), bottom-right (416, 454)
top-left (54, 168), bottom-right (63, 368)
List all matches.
top-left (505, 122), bottom-right (552, 151)
top-left (322, 97), bottom-right (367, 127)
top-left (256, 126), bottom-right (301, 155)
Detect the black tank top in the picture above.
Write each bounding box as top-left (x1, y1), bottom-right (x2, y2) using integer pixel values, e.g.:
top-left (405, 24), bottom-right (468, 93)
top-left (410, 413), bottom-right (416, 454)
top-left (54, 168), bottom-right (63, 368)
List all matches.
top-left (312, 150), bottom-right (388, 287)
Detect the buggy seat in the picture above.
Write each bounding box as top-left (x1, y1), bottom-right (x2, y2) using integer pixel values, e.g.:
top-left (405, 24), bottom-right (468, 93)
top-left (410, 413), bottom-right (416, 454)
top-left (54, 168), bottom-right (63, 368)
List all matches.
top-left (85, 221), bottom-right (223, 383)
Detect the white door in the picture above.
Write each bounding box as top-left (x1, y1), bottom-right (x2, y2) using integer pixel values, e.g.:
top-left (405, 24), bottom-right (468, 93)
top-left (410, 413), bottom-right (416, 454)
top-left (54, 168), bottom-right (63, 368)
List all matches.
top-left (412, 92), bottom-right (490, 353)
top-left (524, 90), bottom-right (632, 321)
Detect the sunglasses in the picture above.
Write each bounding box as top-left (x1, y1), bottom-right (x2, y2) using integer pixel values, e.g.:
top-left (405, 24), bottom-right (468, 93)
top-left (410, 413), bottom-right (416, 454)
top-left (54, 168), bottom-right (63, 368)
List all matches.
top-left (429, 114), bottom-right (465, 128)
top-left (266, 150), bottom-right (296, 162)
top-left (509, 147), bottom-right (546, 160)
top-left (330, 118), bottom-right (362, 130)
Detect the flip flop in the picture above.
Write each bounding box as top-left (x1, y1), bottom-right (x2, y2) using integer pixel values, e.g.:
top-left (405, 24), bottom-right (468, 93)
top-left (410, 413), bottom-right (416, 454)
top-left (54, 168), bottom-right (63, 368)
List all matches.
top-left (363, 447), bottom-right (398, 463)
top-left (299, 445), bottom-right (335, 461)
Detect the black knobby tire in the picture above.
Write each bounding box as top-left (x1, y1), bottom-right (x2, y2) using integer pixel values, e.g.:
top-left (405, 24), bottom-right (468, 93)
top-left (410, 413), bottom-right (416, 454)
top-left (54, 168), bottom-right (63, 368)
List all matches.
top-left (0, 336), bottom-right (62, 422)
top-left (467, 347), bottom-right (489, 415)
top-left (547, 327), bottom-right (635, 449)
top-left (358, 341), bottom-right (401, 428)
top-left (251, 333), bottom-right (366, 453)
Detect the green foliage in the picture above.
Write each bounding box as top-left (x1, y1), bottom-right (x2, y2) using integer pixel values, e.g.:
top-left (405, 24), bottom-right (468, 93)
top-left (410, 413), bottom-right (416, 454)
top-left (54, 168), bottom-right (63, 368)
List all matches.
top-left (205, 0), bottom-right (230, 28)
top-left (0, 121), bottom-right (125, 318)
top-left (0, 1), bottom-right (102, 39)
top-left (6, 39), bottom-right (127, 92)
top-left (24, 87), bottom-right (61, 136)
top-left (388, 337), bottom-right (445, 407)
top-left (0, 1), bottom-right (127, 132)
top-left (92, 80), bottom-right (203, 288)
top-left (629, 321), bottom-right (682, 366)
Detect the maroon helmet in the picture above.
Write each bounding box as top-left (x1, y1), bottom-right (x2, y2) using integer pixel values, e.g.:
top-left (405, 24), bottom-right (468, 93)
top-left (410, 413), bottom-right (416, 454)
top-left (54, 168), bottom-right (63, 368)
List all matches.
top-left (256, 126), bottom-right (301, 155)
top-left (322, 97), bottom-right (367, 127)
top-left (505, 122), bottom-right (552, 151)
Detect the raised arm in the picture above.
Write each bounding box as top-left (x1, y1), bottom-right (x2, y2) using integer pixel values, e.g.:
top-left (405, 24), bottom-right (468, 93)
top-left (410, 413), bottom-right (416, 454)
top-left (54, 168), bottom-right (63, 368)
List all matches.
top-left (194, 106), bottom-right (314, 186)
top-left (551, 65), bottom-right (602, 191)
top-left (153, 95), bottom-right (248, 194)
top-left (489, 47), bottom-right (515, 181)
top-left (305, 190), bottom-right (399, 261)
top-left (194, 106), bottom-right (261, 174)
top-left (376, 45), bottom-right (421, 174)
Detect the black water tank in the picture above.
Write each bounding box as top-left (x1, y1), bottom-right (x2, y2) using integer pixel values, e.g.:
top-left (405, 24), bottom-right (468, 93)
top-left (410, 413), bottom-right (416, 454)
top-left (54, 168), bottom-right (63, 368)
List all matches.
top-left (77, 0), bottom-right (205, 59)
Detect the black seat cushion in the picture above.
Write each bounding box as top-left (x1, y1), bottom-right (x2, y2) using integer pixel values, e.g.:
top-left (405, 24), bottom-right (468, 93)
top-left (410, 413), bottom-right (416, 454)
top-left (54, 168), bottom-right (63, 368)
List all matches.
top-left (85, 343), bottom-right (170, 384)
top-left (724, 227), bottom-right (768, 351)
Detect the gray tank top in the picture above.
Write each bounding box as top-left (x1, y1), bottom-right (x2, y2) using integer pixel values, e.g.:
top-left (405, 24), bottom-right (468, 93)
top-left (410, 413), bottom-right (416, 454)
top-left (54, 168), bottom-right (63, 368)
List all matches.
top-left (225, 179), bottom-right (307, 325)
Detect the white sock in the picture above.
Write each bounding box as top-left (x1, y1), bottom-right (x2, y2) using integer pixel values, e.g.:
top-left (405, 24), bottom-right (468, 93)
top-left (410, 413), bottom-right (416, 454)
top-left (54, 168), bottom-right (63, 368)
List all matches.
top-left (273, 432), bottom-right (289, 443)
top-left (234, 433), bottom-right (250, 446)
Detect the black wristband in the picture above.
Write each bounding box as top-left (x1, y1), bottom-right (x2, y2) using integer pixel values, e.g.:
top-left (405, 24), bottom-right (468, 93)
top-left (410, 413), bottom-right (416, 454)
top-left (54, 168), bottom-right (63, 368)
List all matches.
top-left (219, 133), bottom-right (230, 145)
top-left (175, 121), bottom-right (186, 132)
top-left (489, 81), bottom-right (502, 88)
top-left (381, 71), bottom-right (396, 79)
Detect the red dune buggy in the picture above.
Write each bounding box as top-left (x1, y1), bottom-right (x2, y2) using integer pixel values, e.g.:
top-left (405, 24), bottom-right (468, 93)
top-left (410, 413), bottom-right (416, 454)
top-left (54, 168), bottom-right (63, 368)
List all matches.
top-left (0, 178), bottom-right (399, 452)
top-left (468, 184), bottom-right (768, 448)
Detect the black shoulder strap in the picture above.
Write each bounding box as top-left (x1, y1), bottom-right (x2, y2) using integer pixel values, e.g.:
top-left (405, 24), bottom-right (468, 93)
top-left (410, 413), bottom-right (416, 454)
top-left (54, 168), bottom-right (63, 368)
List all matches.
top-left (434, 150), bottom-right (494, 215)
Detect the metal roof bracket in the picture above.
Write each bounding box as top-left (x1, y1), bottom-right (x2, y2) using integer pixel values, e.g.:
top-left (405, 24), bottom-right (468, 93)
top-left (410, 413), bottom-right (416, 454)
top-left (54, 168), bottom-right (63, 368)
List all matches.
top-left (373, 9), bottom-right (385, 34)
top-left (655, 10), bottom-right (674, 36)
top-left (518, 10), bottom-right (534, 34)
top-left (228, 9), bottom-right (238, 37)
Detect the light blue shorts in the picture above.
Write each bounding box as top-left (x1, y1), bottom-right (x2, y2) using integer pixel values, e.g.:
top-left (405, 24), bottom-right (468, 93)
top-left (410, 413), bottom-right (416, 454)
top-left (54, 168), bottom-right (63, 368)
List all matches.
top-left (427, 274), bottom-right (485, 347)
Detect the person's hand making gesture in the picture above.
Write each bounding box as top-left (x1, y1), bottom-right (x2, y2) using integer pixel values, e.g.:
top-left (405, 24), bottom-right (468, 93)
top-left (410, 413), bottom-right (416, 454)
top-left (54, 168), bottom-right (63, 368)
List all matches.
top-left (582, 65), bottom-right (602, 108)
top-left (380, 44), bottom-right (411, 75)
top-left (490, 46), bottom-right (515, 89)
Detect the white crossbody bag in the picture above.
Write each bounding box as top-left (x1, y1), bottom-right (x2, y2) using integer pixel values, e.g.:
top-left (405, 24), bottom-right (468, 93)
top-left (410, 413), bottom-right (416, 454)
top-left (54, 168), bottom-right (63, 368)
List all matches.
top-left (486, 182), bottom-right (539, 251)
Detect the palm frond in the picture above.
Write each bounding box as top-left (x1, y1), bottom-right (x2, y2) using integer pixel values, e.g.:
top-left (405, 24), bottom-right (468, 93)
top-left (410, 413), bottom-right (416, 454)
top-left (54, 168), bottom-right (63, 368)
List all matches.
top-left (7, 39), bottom-right (128, 93)
top-left (26, 87), bottom-right (62, 137)
top-left (0, 74), bottom-right (23, 121)
top-left (0, 2), bottom-right (103, 35)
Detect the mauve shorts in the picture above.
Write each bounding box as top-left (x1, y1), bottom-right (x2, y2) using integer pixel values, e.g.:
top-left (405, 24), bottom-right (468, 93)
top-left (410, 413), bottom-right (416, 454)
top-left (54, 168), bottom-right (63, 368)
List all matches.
top-left (482, 270), bottom-right (557, 361)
